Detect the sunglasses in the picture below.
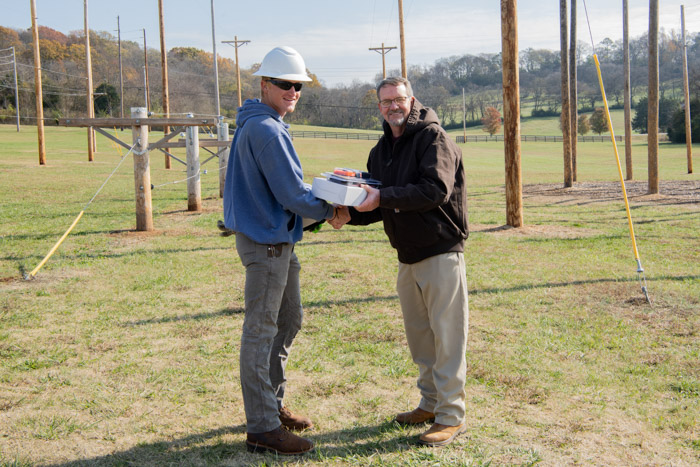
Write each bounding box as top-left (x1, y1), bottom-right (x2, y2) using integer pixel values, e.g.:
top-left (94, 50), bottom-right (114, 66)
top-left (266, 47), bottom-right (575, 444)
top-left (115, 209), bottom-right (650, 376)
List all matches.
top-left (267, 79), bottom-right (303, 92)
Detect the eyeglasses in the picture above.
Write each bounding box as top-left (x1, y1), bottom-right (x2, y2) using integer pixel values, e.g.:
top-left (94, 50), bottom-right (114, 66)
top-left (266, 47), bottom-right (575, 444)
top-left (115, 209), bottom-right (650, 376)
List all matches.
top-left (267, 79), bottom-right (303, 92)
top-left (379, 96), bottom-right (409, 108)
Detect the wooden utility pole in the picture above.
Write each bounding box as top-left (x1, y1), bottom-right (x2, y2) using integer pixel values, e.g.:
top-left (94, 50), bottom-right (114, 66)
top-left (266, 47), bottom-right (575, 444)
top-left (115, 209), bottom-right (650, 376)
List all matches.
top-left (84, 0), bottom-right (95, 161)
top-left (560, 0), bottom-right (573, 188)
top-left (131, 107), bottom-right (153, 231)
top-left (185, 114), bottom-right (202, 212)
top-left (681, 5), bottom-right (693, 174)
top-left (143, 29), bottom-right (151, 112)
top-left (222, 37), bottom-right (250, 108)
top-left (501, 0), bottom-right (523, 228)
top-left (30, 0), bottom-right (46, 165)
top-left (623, 0), bottom-right (633, 180)
top-left (369, 43), bottom-right (396, 79)
top-left (398, 0), bottom-right (407, 78)
top-left (648, 0), bottom-right (659, 194)
top-left (210, 0), bottom-right (220, 117)
top-left (218, 117), bottom-right (229, 198)
top-left (118, 16), bottom-right (124, 119)
top-left (158, 0), bottom-right (171, 168)
top-left (569, 0), bottom-right (578, 181)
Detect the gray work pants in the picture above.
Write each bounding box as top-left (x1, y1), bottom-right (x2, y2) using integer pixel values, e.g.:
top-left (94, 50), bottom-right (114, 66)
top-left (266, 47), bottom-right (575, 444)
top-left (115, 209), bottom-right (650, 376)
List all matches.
top-left (235, 233), bottom-right (303, 434)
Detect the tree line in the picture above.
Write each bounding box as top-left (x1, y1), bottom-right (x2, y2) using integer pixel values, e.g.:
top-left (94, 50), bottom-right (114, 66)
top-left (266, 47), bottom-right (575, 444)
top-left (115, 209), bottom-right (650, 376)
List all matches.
top-left (0, 24), bottom-right (698, 135)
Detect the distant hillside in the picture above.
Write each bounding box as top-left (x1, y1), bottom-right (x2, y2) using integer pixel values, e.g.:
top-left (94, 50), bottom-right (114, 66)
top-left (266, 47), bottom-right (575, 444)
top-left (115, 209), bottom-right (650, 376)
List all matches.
top-left (1, 24), bottom-right (698, 130)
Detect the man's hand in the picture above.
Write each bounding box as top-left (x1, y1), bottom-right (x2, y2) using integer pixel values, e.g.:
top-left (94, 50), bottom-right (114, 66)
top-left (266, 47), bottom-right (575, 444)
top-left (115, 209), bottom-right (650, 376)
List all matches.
top-left (355, 185), bottom-right (380, 212)
top-left (328, 206), bottom-right (350, 229)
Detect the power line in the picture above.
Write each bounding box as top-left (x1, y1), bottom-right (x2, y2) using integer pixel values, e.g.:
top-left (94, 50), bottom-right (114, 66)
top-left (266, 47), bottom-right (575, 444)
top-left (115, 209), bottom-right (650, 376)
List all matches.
top-left (15, 62), bottom-right (88, 80)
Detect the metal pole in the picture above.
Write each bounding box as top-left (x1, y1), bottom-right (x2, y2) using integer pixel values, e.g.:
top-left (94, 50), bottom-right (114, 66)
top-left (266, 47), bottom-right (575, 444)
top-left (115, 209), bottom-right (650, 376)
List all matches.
top-left (11, 46), bottom-right (19, 131)
top-left (210, 0), bottom-right (220, 117)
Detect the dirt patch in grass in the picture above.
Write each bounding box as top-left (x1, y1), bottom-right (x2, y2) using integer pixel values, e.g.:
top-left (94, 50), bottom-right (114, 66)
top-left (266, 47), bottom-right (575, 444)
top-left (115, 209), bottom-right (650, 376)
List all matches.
top-left (523, 180), bottom-right (699, 206)
top-left (471, 223), bottom-right (598, 238)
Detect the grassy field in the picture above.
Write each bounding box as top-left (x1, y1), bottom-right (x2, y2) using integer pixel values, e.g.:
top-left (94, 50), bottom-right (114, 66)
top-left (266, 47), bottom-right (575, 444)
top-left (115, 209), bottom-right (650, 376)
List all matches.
top-left (0, 123), bottom-right (698, 466)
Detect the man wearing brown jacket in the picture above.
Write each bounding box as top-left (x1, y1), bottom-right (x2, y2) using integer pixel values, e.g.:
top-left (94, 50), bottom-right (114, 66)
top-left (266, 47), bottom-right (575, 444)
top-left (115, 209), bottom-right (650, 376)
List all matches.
top-left (349, 76), bottom-right (469, 447)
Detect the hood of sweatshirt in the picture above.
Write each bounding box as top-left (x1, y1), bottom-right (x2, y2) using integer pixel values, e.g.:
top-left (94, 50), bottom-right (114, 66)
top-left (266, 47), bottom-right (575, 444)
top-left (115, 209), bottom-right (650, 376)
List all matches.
top-left (236, 98), bottom-right (289, 131)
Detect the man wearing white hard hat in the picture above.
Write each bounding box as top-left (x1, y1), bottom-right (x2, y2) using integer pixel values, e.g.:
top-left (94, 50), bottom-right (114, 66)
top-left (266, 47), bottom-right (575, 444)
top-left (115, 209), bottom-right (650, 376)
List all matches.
top-left (223, 46), bottom-right (349, 455)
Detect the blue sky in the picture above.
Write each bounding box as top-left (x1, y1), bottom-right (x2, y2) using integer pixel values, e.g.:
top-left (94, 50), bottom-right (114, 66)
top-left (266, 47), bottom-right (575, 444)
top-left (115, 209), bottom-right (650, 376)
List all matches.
top-left (2, 0), bottom-right (698, 87)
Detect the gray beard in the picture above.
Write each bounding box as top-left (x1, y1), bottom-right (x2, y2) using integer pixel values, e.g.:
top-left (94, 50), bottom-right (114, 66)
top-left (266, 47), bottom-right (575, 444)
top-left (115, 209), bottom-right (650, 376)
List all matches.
top-left (387, 114), bottom-right (405, 127)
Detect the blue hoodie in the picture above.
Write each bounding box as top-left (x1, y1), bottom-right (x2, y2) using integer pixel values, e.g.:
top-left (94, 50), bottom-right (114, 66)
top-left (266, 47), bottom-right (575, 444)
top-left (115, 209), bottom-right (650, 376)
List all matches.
top-left (223, 99), bottom-right (333, 245)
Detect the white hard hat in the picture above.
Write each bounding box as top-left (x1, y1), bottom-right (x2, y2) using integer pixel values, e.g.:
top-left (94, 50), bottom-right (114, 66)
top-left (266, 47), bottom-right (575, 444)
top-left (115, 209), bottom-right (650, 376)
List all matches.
top-left (253, 46), bottom-right (312, 82)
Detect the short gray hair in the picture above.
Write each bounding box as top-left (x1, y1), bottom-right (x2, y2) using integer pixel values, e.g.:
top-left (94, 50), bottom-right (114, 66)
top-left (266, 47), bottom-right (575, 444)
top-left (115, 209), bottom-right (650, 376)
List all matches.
top-left (376, 77), bottom-right (413, 100)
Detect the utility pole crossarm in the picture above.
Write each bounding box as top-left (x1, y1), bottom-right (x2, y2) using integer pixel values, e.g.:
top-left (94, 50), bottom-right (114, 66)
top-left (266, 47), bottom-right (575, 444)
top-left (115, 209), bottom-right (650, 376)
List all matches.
top-left (369, 43), bottom-right (397, 79)
top-left (221, 39), bottom-right (251, 47)
top-left (60, 117), bottom-right (218, 127)
top-left (368, 45), bottom-right (397, 53)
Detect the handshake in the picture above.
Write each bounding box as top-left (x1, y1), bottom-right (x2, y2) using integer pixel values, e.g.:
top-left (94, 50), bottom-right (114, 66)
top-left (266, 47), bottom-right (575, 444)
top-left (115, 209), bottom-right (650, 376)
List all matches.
top-left (327, 184), bottom-right (380, 229)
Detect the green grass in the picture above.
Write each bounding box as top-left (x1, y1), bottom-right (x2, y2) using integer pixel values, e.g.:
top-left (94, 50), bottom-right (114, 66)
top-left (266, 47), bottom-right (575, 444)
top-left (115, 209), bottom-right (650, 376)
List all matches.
top-left (0, 123), bottom-right (698, 466)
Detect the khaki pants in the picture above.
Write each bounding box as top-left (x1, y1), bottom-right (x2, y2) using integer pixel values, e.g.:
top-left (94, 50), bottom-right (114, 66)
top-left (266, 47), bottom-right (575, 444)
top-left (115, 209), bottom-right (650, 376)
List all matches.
top-left (397, 252), bottom-right (469, 426)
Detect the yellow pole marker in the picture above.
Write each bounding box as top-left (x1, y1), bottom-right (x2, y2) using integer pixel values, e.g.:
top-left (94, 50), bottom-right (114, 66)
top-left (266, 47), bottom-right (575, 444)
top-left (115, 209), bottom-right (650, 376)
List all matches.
top-left (592, 53), bottom-right (650, 304)
top-left (25, 211), bottom-right (84, 279)
top-left (24, 142), bottom-right (135, 280)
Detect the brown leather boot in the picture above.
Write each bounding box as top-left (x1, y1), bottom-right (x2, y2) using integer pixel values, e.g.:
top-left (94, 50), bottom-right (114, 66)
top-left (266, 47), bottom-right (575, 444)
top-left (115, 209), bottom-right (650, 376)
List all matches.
top-left (418, 423), bottom-right (467, 447)
top-left (246, 426), bottom-right (314, 455)
top-left (279, 406), bottom-right (314, 431)
top-left (394, 407), bottom-right (435, 425)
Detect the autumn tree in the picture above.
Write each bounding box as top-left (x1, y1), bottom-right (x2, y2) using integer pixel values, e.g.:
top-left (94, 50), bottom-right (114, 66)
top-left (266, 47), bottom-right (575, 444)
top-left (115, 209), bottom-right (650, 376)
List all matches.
top-left (590, 107), bottom-right (608, 134)
top-left (481, 106), bottom-right (501, 136)
top-left (578, 113), bottom-right (591, 135)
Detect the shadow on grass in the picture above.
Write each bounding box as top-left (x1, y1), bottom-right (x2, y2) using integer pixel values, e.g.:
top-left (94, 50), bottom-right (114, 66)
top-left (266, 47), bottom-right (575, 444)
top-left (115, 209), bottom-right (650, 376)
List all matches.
top-left (120, 307), bottom-right (245, 327)
top-left (119, 296), bottom-right (400, 328)
top-left (470, 274), bottom-right (699, 296)
top-left (43, 421), bottom-right (416, 466)
top-left (118, 272), bottom-right (697, 327)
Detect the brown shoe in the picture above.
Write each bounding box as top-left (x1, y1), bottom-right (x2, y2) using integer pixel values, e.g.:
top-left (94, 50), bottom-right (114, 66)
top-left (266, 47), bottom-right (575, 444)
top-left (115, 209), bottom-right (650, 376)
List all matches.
top-left (394, 407), bottom-right (435, 425)
top-left (246, 426), bottom-right (314, 455)
top-left (418, 423), bottom-right (467, 447)
top-left (279, 406), bottom-right (314, 431)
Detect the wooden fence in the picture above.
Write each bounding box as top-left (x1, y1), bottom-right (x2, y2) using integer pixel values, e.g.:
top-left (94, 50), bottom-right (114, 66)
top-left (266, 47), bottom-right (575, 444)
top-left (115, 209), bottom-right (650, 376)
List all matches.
top-left (456, 134), bottom-right (628, 143)
top-left (290, 131), bottom-right (381, 141)
top-left (287, 131), bottom-right (649, 144)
